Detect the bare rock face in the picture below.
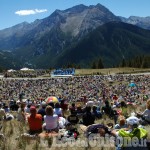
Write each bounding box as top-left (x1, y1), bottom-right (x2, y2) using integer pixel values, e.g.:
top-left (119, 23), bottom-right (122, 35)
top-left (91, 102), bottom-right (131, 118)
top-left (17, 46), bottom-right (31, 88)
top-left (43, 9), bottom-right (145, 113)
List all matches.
top-left (0, 3), bottom-right (120, 50)
top-left (120, 16), bottom-right (150, 30)
top-left (59, 4), bottom-right (120, 37)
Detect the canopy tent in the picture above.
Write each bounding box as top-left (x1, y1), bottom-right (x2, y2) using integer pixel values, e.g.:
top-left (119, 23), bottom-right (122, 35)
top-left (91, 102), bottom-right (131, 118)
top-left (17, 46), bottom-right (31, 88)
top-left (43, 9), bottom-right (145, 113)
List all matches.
top-left (20, 68), bottom-right (34, 71)
top-left (7, 69), bottom-right (16, 72)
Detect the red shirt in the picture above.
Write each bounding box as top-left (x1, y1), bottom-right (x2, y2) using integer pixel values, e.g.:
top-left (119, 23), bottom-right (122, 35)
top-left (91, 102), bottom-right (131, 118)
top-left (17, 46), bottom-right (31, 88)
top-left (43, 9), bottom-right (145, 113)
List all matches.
top-left (28, 114), bottom-right (42, 131)
top-left (113, 95), bottom-right (118, 100)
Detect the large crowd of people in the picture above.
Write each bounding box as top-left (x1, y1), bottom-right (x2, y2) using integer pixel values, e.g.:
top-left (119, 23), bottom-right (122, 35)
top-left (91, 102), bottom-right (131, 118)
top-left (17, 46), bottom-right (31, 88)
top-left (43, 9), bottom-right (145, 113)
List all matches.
top-left (0, 73), bottom-right (150, 149)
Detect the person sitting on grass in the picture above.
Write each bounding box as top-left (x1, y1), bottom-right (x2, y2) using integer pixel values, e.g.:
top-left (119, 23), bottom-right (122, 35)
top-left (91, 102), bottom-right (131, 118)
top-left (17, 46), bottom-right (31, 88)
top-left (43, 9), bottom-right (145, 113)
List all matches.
top-left (76, 104), bottom-right (84, 117)
top-left (137, 99), bottom-right (150, 125)
top-left (17, 102), bottom-right (26, 121)
top-left (111, 107), bottom-right (119, 124)
top-left (102, 100), bottom-right (112, 117)
top-left (27, 106), bottom-right (42, 135)
top-left (111, 114), bottom-right (148, 150)
top-left (82, 106), bottom-right (95, 126)
top-left (54, 102), bottom-right (62, 117)
top-left (69, 103), bottom-right (77, 114)
top-left (0, 125), bottom-right (5, 141)
top-left (42, 105), bottom-right (59, 132)
top-left (0, 103), bottom-right (6, 121)
top-left (114, 115), bottom-right (127, 129)
top-left (37, 102), bottom-right (46, 121)
top-left (92, 105), bottom-right (102, 119)
top-left (61, 122), bottom-right (79, 140)
top-left (67, 110), bottom-right (79, 125)
top-left (120, 101), bottom-right (128, 118)
top-left (60, 99), bottom-right (68, 116)
top-left (25, 104), bottom-right (32, 114)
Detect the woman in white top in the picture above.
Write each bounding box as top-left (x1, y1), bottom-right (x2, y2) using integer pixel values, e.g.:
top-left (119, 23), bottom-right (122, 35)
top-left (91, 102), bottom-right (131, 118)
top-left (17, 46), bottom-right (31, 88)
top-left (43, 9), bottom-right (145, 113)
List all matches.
top-left (43, 105), bottom-right (58, 132)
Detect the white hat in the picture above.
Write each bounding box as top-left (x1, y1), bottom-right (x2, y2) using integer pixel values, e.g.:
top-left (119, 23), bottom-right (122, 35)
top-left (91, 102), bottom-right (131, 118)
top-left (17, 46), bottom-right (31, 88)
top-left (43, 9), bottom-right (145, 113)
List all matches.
top-left (16, 100), bottom-right (20, 103)
top-left (22, 99), bottom-right (27, 103)
top-left (41, 101), bottom-right (46, 107)
top-left (126, 116), bottom-right (139, 125)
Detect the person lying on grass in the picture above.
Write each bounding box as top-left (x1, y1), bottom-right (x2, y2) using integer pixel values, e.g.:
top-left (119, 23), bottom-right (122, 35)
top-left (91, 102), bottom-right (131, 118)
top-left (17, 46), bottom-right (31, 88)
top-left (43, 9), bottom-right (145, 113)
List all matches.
top-left (80, 122), bottom-right (113, 138)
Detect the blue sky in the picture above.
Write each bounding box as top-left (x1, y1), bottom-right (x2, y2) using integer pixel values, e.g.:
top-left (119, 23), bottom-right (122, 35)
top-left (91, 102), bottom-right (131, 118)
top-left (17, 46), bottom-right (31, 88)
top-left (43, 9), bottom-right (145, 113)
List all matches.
top-left (1, 0), bottom-right (150, 30)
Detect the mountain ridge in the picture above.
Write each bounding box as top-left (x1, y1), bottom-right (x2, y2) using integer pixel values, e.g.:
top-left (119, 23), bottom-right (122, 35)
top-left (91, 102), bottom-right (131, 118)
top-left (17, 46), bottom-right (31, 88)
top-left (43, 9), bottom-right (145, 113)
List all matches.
top-left (0, 3), bottom-right (150, 69)
top-left (54, 21), bottom-right (150, 68)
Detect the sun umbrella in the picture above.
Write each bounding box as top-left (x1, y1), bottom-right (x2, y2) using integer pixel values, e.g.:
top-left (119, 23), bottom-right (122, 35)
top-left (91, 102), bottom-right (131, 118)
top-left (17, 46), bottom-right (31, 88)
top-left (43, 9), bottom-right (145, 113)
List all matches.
top-left (45, 96), bottom-right (59, 104)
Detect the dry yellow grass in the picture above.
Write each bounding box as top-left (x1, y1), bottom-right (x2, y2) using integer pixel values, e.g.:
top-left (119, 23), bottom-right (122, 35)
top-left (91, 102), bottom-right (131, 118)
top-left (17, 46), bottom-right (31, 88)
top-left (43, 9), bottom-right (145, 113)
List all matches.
top-left (40, 67), bottom-right (150, 78)
top-left (75, 68), bottom-right (150, 75)
top-left (0, 103), bottom-right (150, 150)
top-left (0, 116), bottom-right (116, 150)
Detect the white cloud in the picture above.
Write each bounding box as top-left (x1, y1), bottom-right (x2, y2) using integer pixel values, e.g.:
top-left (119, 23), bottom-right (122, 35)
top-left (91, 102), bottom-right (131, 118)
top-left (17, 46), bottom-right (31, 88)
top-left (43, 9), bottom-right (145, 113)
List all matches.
top-left (15, 9), bottom-right (47, 16)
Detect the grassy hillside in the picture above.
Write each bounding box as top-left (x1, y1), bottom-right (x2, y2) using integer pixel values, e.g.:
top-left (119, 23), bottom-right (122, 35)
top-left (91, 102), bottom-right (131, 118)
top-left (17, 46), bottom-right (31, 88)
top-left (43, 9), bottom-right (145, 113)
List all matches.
top-left (75, 68), bottom-right (150, 75)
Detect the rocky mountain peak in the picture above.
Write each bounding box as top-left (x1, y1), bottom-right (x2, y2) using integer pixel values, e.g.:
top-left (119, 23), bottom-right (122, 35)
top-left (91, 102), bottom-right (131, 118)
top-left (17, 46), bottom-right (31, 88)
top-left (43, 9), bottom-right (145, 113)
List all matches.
top-left (64, 4), bottom-right (88, 14)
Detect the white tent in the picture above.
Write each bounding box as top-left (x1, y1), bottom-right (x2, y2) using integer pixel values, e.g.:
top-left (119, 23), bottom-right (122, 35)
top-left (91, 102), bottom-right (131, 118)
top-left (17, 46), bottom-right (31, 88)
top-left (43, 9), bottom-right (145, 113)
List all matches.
top-left (20, 68), bottom-right (34, 71)
top-left (7, 69), bottom-right (16, 72)
top-left (20, 67), bottom-right (29, 71)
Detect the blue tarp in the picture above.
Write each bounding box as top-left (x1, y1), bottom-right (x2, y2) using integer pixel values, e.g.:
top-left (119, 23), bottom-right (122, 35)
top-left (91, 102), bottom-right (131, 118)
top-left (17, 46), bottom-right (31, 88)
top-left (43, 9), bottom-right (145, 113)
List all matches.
top-left (51, 68), bottom-right (75, 75)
